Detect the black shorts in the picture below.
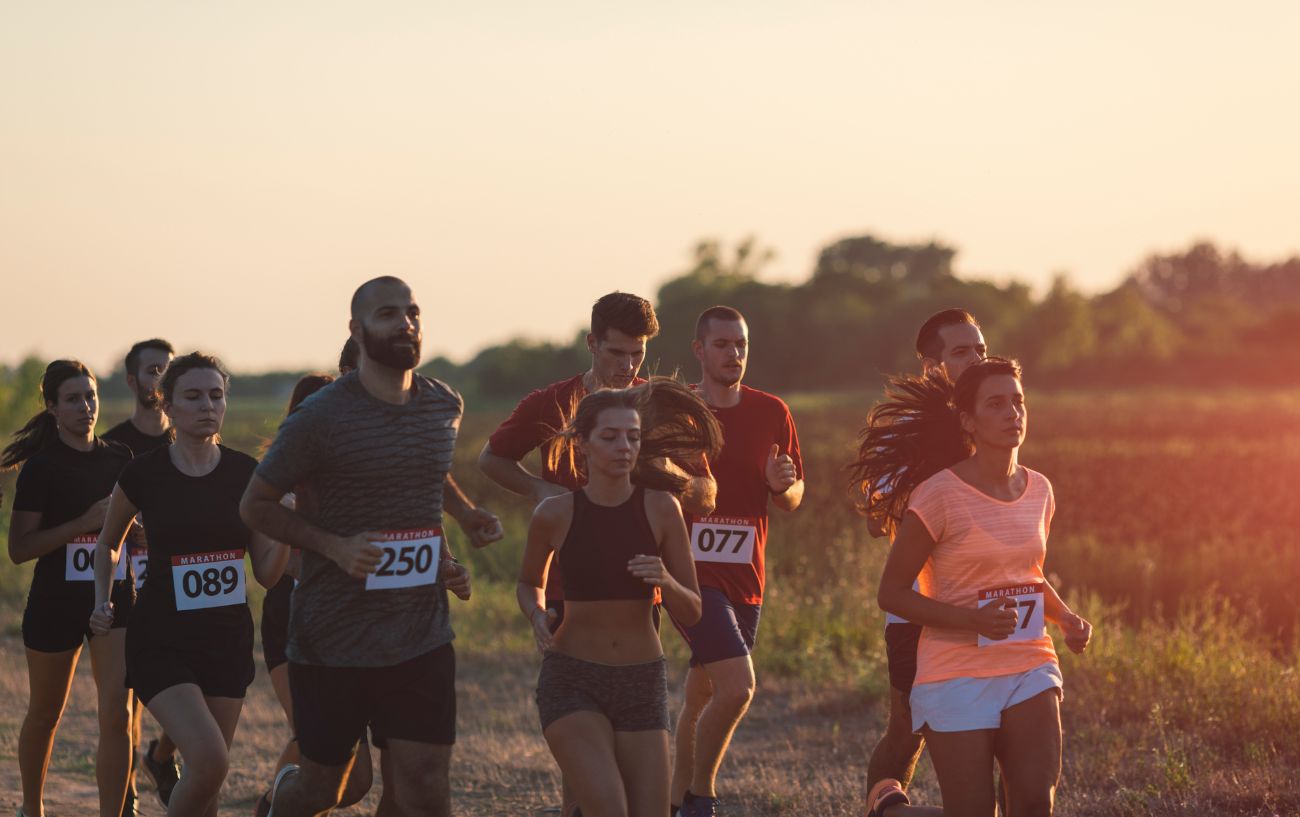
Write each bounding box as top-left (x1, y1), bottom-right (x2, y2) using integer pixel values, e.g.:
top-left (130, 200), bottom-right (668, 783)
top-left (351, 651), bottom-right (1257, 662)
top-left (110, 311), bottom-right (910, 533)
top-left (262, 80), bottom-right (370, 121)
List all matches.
top-left (885, 622), bottom-right (922, 695)
top-left (127, 631), bottom-right (255, 705)
top-left (261, 576), bottom-right (293, 673)
top-left (536, 651), bottom-right (669, 732)
top-left (671, 587), bottom-right (761, 668)
top-left (290, 642), bottom-right (456, 766)
top-left (22, 582), bottom-right (133, 654)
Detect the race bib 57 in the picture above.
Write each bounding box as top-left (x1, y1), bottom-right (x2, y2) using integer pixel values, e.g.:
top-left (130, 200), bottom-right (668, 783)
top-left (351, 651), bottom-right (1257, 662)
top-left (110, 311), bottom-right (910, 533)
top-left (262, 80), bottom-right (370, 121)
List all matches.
top-left (172, 550), bottom-right (247, 611)
top-left (690, 516), bottom-right (758, 565)
top-left (977, 582), bottom-right (1046, 647)
top-left (66, 535), bottom-right (127, 582)
top-left (365, 528), bottom-right (442, 591)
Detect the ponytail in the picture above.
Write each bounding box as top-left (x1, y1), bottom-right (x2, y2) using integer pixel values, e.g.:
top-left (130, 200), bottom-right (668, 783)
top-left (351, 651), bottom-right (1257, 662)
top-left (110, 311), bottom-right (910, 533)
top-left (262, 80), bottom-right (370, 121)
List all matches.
top-left (2, 360), bottom-right (95, 471)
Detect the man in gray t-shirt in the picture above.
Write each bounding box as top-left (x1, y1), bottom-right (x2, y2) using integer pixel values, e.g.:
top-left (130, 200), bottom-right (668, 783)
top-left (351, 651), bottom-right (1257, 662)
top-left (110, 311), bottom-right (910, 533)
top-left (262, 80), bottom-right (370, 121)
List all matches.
top-left (242, 276), bottom-right (469, 817)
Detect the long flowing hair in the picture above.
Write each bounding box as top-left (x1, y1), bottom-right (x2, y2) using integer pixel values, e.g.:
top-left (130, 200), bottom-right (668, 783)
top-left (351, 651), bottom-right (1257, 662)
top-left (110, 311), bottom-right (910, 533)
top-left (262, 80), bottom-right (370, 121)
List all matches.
top-left (2, 360), bottom-right (96, 471)
top-left (547, 376), bottom-right (722, 494)
top-left (848, 357), bottom-right (1022, 536)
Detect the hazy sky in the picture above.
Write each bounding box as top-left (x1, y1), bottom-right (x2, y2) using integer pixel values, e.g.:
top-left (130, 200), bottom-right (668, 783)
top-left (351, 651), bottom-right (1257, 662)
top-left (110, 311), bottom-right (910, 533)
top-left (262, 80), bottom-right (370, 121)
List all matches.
top-left (3, 1), bottom-right (1298, 374)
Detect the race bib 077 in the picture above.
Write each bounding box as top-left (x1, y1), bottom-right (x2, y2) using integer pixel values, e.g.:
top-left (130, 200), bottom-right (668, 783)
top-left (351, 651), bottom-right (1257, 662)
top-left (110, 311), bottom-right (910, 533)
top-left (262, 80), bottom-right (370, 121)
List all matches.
top-left (977, 582), bottom-right (1046, 647)
top-left (690, 516), bottom-right (758, 565)
top-left (365, 528), bottom-right (442, 591)
top-left (172, 550), bottom-right (247, 611)
top-left (65, 535), bottom-right (127, 582)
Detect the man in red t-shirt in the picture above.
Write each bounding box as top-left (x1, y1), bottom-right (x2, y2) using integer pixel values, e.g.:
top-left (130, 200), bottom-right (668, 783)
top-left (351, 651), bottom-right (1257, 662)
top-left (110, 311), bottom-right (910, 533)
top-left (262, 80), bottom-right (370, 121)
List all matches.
top-left (670, 306), bottom-right (804, 817)
top-left (479, 291), bottom-right (716, 817)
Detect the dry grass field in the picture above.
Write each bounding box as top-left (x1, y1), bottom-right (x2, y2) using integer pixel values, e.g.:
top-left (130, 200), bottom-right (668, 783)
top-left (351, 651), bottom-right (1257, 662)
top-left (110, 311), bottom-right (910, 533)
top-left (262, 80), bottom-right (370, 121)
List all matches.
top-left (2, 387), bottom-right (1299, 816)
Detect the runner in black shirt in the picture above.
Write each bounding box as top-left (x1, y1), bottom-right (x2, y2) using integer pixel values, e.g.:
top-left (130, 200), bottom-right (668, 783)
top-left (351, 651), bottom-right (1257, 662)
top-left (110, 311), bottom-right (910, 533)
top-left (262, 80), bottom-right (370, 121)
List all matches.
top-left (91, 353), bottom-right (287, 817)
top-left (102, 337), bottom-right (179, 812)
top-left (4, 360), bottom-right (136, 817)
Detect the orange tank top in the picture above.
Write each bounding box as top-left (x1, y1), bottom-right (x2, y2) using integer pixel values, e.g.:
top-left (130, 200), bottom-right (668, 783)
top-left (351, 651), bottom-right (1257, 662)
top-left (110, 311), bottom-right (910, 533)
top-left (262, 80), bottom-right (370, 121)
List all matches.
top-left (906, 466), bottom-right (1058, 685)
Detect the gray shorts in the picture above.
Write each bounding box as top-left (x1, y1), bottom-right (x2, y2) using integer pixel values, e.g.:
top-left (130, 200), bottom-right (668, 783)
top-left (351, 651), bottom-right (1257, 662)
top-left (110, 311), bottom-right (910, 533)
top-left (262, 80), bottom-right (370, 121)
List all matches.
top-left (536, 651), bottom-right (669, 732)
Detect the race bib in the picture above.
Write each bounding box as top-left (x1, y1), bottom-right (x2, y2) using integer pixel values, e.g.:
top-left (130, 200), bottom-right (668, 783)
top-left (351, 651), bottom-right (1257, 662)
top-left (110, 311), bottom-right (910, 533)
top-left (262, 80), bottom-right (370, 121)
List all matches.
top-left (172, 550), bottom-right (247, 611)
top-left (65, 535), bottom-right (127, 582)
top-left (365, 528), bottom-right (442, 591)
top-left (131, 549), bottom-right (150, 591)
top-left (977, 582), bottom-right (1046, 647)
top-left (690, 516), bottom-right (758, 564)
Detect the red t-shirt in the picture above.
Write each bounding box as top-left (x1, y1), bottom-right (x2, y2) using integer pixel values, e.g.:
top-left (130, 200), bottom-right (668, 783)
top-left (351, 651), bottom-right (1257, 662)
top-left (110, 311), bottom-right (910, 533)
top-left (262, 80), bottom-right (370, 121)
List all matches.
top-left (687, 385), bottom-right (802, 606)
top-left (487, 373), bottom-right (647, 600)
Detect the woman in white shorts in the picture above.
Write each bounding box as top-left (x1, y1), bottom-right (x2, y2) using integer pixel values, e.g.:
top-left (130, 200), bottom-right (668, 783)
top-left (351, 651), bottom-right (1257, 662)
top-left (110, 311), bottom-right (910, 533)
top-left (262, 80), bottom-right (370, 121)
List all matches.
top-left (872, 357), bottom-right (1092, 817)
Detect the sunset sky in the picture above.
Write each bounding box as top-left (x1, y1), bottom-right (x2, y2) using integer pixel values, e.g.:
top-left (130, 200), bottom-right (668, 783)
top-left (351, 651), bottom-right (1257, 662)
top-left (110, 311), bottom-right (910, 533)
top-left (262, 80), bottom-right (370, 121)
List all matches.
top-left (3, 1), bottom-right (1298, 374)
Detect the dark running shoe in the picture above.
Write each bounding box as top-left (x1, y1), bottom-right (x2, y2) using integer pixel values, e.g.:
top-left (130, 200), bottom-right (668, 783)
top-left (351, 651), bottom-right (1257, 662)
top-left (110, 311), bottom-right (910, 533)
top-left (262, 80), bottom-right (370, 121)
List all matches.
top-left (142, 738), bottom-right (181, 806)
top-left (681, 795), bottom-right (719, 817)
top-left (120, 789), bottom-right (139, 817)
top-left (265, 764), bottom-right (300, 817)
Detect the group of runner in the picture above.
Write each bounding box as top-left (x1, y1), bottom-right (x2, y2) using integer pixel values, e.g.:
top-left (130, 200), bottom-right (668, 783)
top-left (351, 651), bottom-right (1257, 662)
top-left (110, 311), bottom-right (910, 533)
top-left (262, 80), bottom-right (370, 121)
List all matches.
top-left (3, 277), bottom-right (1089, 817)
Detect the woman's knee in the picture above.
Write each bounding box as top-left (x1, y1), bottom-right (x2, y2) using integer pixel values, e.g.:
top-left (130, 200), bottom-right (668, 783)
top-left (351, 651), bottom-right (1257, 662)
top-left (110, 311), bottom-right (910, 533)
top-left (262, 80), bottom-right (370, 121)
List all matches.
top-left (180, 741), bottom-right (230, 790)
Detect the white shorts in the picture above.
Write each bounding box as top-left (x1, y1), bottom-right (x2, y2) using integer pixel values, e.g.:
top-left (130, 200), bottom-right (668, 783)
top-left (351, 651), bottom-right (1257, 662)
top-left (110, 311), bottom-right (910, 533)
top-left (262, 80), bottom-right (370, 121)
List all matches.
top-left (910, 661), bottom-right (1063, 733)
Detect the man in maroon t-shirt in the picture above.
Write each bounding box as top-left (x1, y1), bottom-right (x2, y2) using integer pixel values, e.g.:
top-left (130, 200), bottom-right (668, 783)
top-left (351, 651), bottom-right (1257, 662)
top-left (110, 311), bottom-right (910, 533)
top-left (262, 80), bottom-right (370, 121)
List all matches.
top-left (670, 306), bottom-right (804, 817)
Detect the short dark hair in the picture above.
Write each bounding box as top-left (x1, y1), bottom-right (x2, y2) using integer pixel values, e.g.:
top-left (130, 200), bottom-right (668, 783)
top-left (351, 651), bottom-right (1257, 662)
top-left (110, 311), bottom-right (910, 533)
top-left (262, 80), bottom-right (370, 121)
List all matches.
top-left (159, 352), bottom-right (229, 404)
top-left (915, 309), bottom-right (980, 360)
top-left (338, 337), bottom-right (360, 373)
top-left (591, 292), bottom-right (659, 342)
top-left (694, 305), bottom-right (745, 341)
top-left (351, 276), bottom-right (409, 320)
top-left (124, 339), bottom-right (174, 379)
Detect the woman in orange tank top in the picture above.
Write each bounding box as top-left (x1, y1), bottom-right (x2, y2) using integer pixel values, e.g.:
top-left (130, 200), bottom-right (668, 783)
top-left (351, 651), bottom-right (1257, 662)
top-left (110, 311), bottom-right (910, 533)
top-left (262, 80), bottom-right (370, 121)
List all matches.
top-left (856, 358), bottom-right (1092, 817)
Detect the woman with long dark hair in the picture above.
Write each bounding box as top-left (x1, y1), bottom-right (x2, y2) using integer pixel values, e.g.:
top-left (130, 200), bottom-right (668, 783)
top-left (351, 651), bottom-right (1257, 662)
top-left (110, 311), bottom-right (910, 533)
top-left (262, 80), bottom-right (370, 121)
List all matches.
top-left (518, 378), bottom-right (720, 817)
top-left (89, 352), bottom-right (287, 817)
top-left (854, 357), bottom-right (1093, 817)
top-left (5, 359), bottom-right (137, 817)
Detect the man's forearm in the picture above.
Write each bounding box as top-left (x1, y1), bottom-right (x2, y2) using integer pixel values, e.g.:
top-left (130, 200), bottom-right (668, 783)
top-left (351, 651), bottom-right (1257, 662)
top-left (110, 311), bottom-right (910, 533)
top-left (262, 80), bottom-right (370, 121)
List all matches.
top-left (241, 496), bottom-right (336, 556)
top-left (771, 479), bottom-right (805, 512)
top-left (443, 473), bottom-right (474, 521)
top-left (479, 445), bottom-right (549, 500)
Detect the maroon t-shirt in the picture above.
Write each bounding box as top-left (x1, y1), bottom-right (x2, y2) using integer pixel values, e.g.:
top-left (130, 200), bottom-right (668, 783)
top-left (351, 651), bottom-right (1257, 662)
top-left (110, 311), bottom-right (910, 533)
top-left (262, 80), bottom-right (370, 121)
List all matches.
top-left (687, 385), bottom-right (803, 605)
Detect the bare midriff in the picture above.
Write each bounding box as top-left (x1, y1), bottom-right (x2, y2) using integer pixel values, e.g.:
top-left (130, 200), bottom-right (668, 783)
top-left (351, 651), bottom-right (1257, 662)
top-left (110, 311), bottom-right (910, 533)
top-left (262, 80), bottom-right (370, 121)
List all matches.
top-left (552, 598), bottom-right (663, 665)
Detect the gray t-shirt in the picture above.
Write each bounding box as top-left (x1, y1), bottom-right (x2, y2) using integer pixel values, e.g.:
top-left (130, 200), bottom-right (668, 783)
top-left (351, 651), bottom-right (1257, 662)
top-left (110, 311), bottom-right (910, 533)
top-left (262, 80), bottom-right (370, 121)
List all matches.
top-left (257, 372), bottom-right (463, 667)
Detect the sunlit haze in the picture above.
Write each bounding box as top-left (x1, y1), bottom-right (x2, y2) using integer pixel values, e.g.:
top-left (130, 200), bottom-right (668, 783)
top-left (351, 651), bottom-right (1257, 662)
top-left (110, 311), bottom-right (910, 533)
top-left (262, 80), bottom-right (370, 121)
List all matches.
top-left (3, 1), bottom-right (1298, 374)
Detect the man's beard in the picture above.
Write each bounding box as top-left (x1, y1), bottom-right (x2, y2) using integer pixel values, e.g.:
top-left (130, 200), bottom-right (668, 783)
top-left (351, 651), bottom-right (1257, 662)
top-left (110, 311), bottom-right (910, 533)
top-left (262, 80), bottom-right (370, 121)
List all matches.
top-left (362, 326), bottom-right (422, 371)
top-left (136, 384), bottom-right (161, 410)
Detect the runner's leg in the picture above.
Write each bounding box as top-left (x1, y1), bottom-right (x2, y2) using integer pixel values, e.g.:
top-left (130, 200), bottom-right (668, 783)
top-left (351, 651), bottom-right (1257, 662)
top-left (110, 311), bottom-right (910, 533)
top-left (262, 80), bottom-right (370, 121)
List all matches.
top-left (671, 665), bottom-right (712, 806)
top-left (145, 684), bottom-right (239, 817)
top-left (993, 690), bottom-right (1061, 817)
top-left (380, 739), bottom-right (451, 817)
top-left (922, 727), bottom-right (997, 817)
top-left (545, 711), bottom-right (627, 817)
top-left (18, 646), bottom-right (80, 817)
top-left (868, 686), bottom-right (925, 788)
top-left (615, 729), bottom-right (671, 817)
top-left (87, 629), bottom-right (132, 817)
top-left (689, 655), bottom-right (755, 798)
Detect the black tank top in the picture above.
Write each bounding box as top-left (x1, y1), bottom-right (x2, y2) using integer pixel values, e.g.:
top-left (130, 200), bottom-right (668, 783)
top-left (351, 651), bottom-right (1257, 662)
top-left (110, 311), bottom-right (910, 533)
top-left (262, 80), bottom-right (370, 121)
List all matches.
top-left (558, 486), bottom-right (659, 601)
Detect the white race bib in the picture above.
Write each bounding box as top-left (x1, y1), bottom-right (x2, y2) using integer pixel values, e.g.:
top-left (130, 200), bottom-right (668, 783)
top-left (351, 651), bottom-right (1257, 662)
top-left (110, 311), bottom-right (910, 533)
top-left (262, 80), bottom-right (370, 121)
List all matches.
top-left (690, 516), bottom-right (757, 564)
top-left (365, 528), bottom-right (442, 591)
top-left (65, 535), bottom-right (127, 582)
top-left (131, 549), bottom-right (150, 591)
top-left (977, 582), bottom-right (1046, 647)
top-left (172, 550), bottom-right (247, 611)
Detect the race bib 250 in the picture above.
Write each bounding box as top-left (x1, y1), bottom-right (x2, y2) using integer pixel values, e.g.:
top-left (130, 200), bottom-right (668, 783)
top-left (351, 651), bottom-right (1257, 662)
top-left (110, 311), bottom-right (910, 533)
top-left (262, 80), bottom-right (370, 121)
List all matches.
top-left (365, 528), bottom-right (442, 591)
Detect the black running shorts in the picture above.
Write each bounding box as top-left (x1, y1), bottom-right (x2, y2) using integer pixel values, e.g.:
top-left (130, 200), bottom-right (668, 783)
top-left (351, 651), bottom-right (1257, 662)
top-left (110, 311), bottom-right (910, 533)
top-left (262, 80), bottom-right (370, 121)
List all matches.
top-left (126, 632), bottom-right (256, 705)
top-left (885, 622), bottom-right (923, 695)
top-left (22, 583), bottom-right (132, 654)
top-left (290, 642), bottom-right (456, 766)
top-left (536, 651), bottom-right (669, 732)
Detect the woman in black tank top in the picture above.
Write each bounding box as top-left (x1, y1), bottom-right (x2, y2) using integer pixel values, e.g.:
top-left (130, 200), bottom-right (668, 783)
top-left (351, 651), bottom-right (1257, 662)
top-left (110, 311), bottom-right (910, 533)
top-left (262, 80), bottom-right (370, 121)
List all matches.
top-left (518, 380), bottom-right (720, 817)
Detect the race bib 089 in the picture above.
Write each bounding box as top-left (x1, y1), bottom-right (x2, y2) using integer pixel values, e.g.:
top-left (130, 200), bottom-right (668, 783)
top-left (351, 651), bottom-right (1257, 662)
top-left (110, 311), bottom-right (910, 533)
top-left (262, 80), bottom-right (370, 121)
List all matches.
top-left (172, 550), bottom-right (247, 611)
top-left (65, 535), bottom-right (127, 582)
top-left (690, 516), bottom-right (757, 565)
top-left (365, 528), bottom-right (442, 591)
top-left (977, 582), bottom-right (1046, 647)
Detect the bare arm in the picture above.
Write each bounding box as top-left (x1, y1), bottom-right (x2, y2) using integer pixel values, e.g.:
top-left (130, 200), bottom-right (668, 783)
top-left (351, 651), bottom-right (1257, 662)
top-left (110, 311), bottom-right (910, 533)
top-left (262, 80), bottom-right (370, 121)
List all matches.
top-left (239, 474), bottom-right (382, 579)
top-left (769, 479), bottom-right (804, 512)
top-left (877, 511), bottom-right (1018, 641)
top-left (248, 529), bottom-right (289, 590)
top-left (632, 491), bottom-right (701, 627)
top-left (764, 444), bottom-right (803, 512)
top-left (89, 485), bottom-right (138, 634)
top-left (1043, 578), bottom-right (1092, 654)
top-left (9, 500), bottom-right (109, 565)
top-left (654, 456), bottom-right (717, 517)
top-left (442, 472), bottom-right (504, 548)
top-left (516, 496), bottom-right (565, 652)
top-left (478, 443), bottom-right (568, 505)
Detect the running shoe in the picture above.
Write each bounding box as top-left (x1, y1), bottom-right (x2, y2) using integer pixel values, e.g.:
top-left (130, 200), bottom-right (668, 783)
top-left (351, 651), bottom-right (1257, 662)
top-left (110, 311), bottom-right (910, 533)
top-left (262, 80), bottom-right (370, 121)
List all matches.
top-left (680, 795), bottom-right (719, 817)
top-left (120, 788), bottom-right (139, 817)
top-left (265, 763), bottom-right (300, 817)
top-left (254, 790), bottom-right (273, 817)
top-left (143, 738), bottom-right (181, 806)
top-left (865, 777), bottom-right (910, 817)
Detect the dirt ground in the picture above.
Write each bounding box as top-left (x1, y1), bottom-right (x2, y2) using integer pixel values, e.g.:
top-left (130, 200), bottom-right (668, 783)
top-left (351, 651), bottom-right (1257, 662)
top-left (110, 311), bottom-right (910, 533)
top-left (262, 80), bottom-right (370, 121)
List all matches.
top-left (0, 635), bottom-right (937, 816)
